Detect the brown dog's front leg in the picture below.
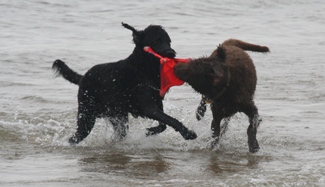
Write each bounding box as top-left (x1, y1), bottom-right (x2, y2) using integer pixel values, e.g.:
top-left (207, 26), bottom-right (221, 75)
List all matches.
top-left (210, 105), bottom-right (223, 148)
top-left (196, 98), bottom-right (207, 121)
top-left (210, 118), bottom-right (223, 147)
top-left (211, 119), bottom-right (221, 139)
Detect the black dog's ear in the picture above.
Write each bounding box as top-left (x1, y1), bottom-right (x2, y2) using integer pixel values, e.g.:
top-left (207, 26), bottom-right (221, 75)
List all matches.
top-left (121, 22), bottom-right (137, 33)
top-left (121, 22), bottom-right (141, 44)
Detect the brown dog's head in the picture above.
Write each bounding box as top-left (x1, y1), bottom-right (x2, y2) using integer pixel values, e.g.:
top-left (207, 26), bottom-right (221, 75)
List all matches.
top-left (174, 56), bottom-right (225, 95)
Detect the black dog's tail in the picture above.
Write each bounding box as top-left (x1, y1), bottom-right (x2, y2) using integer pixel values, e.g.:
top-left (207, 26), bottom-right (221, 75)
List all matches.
top-left (222, 39), bottom-right (270, 53)
top-left (52, 59), bottom-right (83, 85)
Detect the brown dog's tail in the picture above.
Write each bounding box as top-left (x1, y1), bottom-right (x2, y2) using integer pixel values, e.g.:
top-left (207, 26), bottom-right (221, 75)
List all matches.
top-left (52, 59), bottom-right (83, 85)
top-left (222, 39), bottom-right (270, 53)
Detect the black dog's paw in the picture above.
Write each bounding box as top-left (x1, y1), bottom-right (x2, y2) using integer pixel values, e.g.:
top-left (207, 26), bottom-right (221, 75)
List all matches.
top-left (196, 99), bottom-right (207, 121)
top-left (182, 130), bottom-right (197, 140)
top-left (146, 124), bottom-right (167, 136)
top-left (68, 136), bottom-right (80, 145)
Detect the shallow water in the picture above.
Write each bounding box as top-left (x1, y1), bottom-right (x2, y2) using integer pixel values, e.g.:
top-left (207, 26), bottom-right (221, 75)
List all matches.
top-left (1, 0), bottom-right (325, 186)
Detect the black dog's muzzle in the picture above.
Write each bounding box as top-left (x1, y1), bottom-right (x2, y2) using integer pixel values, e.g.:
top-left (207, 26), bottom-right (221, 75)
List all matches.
top-left (166, 48), bottom-right (176, 58)
top-left (160, 48), bottom-right (176, 58)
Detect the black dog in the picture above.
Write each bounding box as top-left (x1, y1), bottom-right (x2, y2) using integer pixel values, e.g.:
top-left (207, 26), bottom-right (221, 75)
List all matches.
top-left (52, 23), bottom-right (197, 144)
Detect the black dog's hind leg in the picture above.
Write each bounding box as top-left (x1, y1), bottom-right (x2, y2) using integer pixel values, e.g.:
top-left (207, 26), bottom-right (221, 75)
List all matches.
top-left (241, 102), bottom-right (261, 153)
top-left (69, 107), bottom-right (96, 145)
top-left (146, 100), bottom-right (167, 136)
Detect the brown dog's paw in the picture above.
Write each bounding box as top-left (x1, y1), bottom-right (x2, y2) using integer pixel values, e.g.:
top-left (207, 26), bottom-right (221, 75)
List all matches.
top-left (248, 139), bottom-right (260, 153)
top-left (247, 126), bottom-right (260, 153)
top-left (208, 138), bottom-right (220, 150)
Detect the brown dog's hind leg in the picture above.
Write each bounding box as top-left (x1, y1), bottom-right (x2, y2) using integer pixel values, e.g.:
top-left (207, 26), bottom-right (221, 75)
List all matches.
top-left (247, 114), bottom-right (261, 153)
top-left (242, 102), bottom-right (261, 153)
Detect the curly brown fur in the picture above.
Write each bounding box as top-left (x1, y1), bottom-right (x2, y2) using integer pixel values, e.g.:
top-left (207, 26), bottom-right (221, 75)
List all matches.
top-left (174, 39), bottom-right (269, 153)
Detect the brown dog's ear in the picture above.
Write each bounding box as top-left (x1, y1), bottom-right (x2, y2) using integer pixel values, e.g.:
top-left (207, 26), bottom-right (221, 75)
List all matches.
top-left (121, 22), bottom-right (141, 44)
top-left (211, 63), bottom-right (224, 85)
top-left (216, 45), bottom-right (226, 62)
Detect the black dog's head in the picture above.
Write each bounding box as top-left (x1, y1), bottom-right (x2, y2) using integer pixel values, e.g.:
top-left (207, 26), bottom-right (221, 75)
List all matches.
top-left (122, 22), bottom-right (176, 58)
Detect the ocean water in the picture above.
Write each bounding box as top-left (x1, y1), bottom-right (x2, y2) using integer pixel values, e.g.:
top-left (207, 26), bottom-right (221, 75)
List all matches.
top-left (1, 0), bottom-right (325, 186)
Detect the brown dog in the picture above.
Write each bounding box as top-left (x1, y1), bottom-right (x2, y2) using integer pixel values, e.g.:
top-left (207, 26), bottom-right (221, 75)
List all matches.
top-left (174, 39), bottom-right (269, 153)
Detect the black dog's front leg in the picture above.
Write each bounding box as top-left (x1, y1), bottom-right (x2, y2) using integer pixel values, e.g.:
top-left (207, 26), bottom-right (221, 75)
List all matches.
top-left (144, 106), bottom-right (197, 140)
top-left (146, 100), bottom-right (166, 136)
top-left (135, 84), bottom-right (196, 140)
top-left (146, 124), bottom-right (166, 136)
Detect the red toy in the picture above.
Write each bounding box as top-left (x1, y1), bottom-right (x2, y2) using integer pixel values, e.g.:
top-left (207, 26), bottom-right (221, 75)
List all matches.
top-left (144, 46), bottom-right (192, 97)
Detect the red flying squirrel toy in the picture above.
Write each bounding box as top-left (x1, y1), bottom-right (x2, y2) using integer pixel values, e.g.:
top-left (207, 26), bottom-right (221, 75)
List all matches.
top-left (144, 46), bottom-right (192, 97)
